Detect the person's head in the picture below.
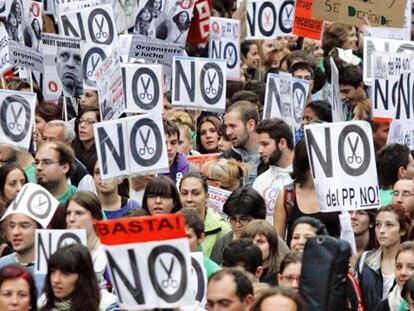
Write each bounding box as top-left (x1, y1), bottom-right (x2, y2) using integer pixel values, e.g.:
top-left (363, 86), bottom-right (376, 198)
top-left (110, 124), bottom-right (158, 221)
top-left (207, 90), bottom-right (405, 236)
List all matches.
top-left (279, 50), bottom-right (311, 72)
top-left (35, 142), bottom-right (75, 190)
top-left (43, 244), bottom-right (100, 310)
top-left (217, 123), bottom-right (233, 152)
top-left (0, 265), bottom-right (37, 311)
top-left (303, 100), bottom-right (332, 125)
top-left (138, 7), bottom-right (153, 22)
top-left (371, 121), bottom-right (390, 152)
top-left (173, 11), bottom-right (190, 29)
top-left (322, 23), bottom-right (357, 56)
top-left (255, 118), bottom-right (293, 166)
top-left (162, 92), bottom-right (173, 119)
top-left (377, 143), bottom-right (414, 188)
top-left (225, 101), bottom-right (259, 149)
top-left (241, 40), bottom-right (260, 69)
top-left (4, 213), bottom-right (40, 256)
top-left (147, 0), bottom-right (162, 11)
top-left (290, 139), bottom-right (310, 186)
top-left (289, 62), bottom-right (315, 94)
top-left (42, 120), bottom-right (76, 144)
top-left (392, 178), bottom-right (414, 214)
top-left (278, 252), bottom-right (302, 292)
top-left (66, 191), bottom-right (102, 237)
top-left (77, 107), bottom-right (100, 147)
top-left (338, 65), bottom-right (364, 106)
top-left (402, 275), bottom-right (414, 310)
top-left (80, 89), bottom-right (98, 110)
top-left (35, 101), bottom-right (61, 137)
top-left (290, 216), bottom-right (328, 252)
top-left (179, 172), bottom-right (209, 219)
top-left (250, 286), bottom-right (306, 311)
top-left (0, 163), bottom-right (27, 203)
top-left (56, 47), bottom-right (83, 97)
top-left (142, 176), bottom-right (182, 215)
top-left (207, 268), bottom-right (254, 311)
top-left (93, 160), bottom-right (122, 196)
top-left (197, 116), bottom-right (221, 153)
top-left (350, 209), bottom-right (377, 249)
top-left (303, 39), bottom-right (324, 62)
top-left (181, 208), bottom-right (205, 252)
top-left (395, 241), bottom-right (414, 289)
top-left (202, 159), bottom-right (247, 192)
top-left (0, 145), bottom-right (17, 166)
top-left (258, 40), bottom-right (276, 63)
top-left (164, 120), bottom-right (180, 166)
top-left (31, 18), bottom-right (41, 37)
top-left (376, 204), bottom-right (411, 248)
top-left (240, 220), bottom-right (279, 275)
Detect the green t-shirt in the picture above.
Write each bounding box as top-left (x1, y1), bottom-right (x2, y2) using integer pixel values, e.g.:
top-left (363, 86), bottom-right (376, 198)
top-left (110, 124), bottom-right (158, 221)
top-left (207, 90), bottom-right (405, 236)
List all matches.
top-left (24, 164), bottom-right (36, 183)
top-left (58, 185), bottom-right (77, 204)
top-left (380, 188), bottom-right (393, 207)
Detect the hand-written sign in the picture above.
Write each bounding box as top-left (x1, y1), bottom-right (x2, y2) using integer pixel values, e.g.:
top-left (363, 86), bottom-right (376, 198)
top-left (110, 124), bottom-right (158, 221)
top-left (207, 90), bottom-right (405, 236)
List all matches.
top-left (96, 214), bottom-right (194, 310)
top-left (387, 119), bottom-right (414, 150)
top-left (292, 0), bottom-right (322, 40)
top-left (311, 0), bottom-right (340, 21)
top-left (304, 121), bottom-right (380, 212)
top-left (207, 186), bottom-right (232, 217)
top-left (0, 24), bottom-right (11, 73)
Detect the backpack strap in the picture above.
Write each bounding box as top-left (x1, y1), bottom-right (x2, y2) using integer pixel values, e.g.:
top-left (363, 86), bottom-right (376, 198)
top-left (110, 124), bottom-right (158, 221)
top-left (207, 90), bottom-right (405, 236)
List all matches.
top-left (283, 183), bottom-right (295, 222)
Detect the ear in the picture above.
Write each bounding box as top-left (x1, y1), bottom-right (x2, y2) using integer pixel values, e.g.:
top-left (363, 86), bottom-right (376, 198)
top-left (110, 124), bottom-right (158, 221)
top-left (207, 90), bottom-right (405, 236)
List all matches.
top-left (243, 294), bottom-right (255, 310)
top-left (61, 162), bottom-right (70, 175)
top-left (255, 265), bottom-right (264, 279)
top-left (278, 273), bottom-right (283, 284)
top-left (398, 166), bottom-right (406, 179)
top-left (278, 138), bottom-right (287, 149)
top-left (198, 232), bottom-right (206, 245)
top-left (246, 119), bottom-right (256, 132)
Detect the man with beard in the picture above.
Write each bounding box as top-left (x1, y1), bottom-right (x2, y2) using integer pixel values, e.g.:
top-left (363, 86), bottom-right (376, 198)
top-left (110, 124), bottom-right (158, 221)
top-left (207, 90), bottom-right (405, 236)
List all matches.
top-left (222, 101), bottom-right (266, 185)
top-left (34, 141), bottom-right (76, 203)
top-left (253, 118), bottom-right (294, 224)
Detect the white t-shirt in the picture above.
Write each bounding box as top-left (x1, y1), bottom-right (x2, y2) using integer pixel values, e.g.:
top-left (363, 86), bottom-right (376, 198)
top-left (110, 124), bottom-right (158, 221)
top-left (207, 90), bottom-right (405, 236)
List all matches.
top-left (382, 272), bottom-right (395, 300)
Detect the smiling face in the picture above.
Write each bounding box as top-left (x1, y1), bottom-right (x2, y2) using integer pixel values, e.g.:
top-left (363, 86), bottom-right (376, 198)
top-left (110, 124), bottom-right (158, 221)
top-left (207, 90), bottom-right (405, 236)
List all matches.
top-left (290, 224), bottom-right (317, 252)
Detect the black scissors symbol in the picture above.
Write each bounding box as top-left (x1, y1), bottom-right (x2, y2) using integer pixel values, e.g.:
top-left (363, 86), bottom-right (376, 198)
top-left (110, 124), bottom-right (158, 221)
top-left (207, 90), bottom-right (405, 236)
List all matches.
top-left (95, 17), bottom-right (108, 40)
top-left (160, 257), bottom-right (178, 289)
top-left (8, 105), bottom-right (23, 131)
top-left (139, 77), bottom-right (153, 101)
top-left (206, 71), bottom-right (217, 95)
top-left (87, 55), bottom-right (101, 78)
top-left (138, 129), bottom-right (155, 156)
top-left (347, 136), bottom-right (362, 165)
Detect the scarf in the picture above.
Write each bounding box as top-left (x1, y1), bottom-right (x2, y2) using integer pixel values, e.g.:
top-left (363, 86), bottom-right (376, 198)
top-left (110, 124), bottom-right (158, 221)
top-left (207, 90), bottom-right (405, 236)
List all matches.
top-left (53, 299), bottom-right (73, 311)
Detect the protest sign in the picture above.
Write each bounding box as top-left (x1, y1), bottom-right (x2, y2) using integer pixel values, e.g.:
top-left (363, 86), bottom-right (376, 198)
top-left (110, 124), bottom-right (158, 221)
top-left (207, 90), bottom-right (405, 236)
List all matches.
top-left (387, 119), bottom-right (414, 150)
top-left (43, 0), bottom-right (54, 14)
top-left (95, 50), bottom-right (125, 121)
top-left (263, 73), bottom-right (283, 120)
top-left (330, 57), bottom-right (346, 122)
top-left (187, 0), bottom-right (212, 47)
top-left (394, 72), bottom-right (414, 120)
top-left (187, 153), bottom-right (220, 171)
top-left (27, 1), bottom-right (43, 53)
top-left (304, 121), bottom-right (380, 212)
top-left (96, 214), bottom-right (194, 310)
top-left (81, 41), bottom-right (111, 90)
top-left (35, 229), bottom-right (87, 274)
top-left (372, 52), bottom-right (414, 122)
top-left (0, 25), bottom-right (11, 74)
top-left (246, 0), bottom-right (294, 39)
top-left (292, 0), bottom-right (322, 40)
top-left (1, 183), bottom-right (59, 228)
top-left (0, 90), bottom-right (36, 151)
top-left (311, 0), bottom-right (340, 21)
top-left (122, 63), bottom-right (163, 115)
top-left (8, 41), bottom-right (44, 73)
top-left (94, 112), bottom-right (169, 180)
top-left (363, 37), bottom-right (414, 85)
top-left (190, 252), bottom-right (207, 306)
top-left (172, 56), bottom-right (226, 113)
top-left (209, 17), bottom-right (240, 81)
top-left (207, 186), bottom-right (232, 217)
top-left (292, 78), bottom-right (309, 129)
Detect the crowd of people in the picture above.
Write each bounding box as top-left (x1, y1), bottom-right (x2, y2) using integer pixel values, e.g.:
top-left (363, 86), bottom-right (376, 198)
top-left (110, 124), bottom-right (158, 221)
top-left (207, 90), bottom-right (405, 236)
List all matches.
top-left (0, 0), bottom-right (413, 310)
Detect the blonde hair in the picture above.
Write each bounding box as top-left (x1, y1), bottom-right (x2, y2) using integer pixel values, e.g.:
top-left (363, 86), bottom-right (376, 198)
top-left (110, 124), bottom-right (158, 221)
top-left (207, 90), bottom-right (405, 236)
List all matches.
top-left (169, 111), bottom-right (195, 130)
top-left (202, 158), bottom-right (248, 191)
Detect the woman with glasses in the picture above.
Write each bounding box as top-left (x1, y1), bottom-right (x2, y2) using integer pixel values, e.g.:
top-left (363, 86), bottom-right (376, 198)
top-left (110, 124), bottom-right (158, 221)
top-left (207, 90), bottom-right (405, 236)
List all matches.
top-left (142, 176), bottom-right (182, 215)
top-left (277, 252), bottom-right (302, 292)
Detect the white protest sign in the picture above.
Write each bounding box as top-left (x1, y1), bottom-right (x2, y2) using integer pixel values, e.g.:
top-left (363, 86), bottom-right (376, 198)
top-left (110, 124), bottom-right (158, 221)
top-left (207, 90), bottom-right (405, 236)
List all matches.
top-left (95, 50), bottom-right (125, 121)
top-left (172, 56), bottom-right (227, 113)
top-left (27, 1), bottom-right (43, 53)
top-left (394, 72), bottom-right (414, 120)
top-left (8, 41), bottom-right (44, 72)
top-left (363, 37), bottom-right (414, 85)
top-left (2, 183), bottom-right (59, 228)
top-left (246, 0), bottom-right (294, 39)
top-left (81, 41), bottom-right (111, 90)
top-left (0, 90), bottom-right (36, 151)
top-left (263, 73), bottom-right (283, 120)
top-left (372, 52), bottom-right (414, 122)
top-left (330, 57), bottom-right (346, 122)
top-left (190, 252), bottom-right (207, 306)
top-left (35, 229), bottom-right (87, 274)
top-left (292, 78), bottom-right (309, 129)
top-left (209, 17), bottom-right (240, 81)
top-left (387, 119), bottom-right (414, 150)
top-left (94, 112), bottom-right (169, 180)
top-left (0, 24), bottom-right (11, 74)
top-left (96, 214), bottom-right (194, 310)
top-left (304, 121), bottom-right (380, 212)
top-left (207, 186), bottom-right (231, 217)
top-left (43, 0), bottom-right (54, 14)
top-left (339, 213), bottom-right (357, 255)
top-left (122, 63), bottom-right (163, 115)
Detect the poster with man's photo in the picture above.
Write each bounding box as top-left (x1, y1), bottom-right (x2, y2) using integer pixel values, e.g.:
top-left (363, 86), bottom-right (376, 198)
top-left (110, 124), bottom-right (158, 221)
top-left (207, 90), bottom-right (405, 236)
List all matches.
top-left (133, 0), bottom-right (195, 47)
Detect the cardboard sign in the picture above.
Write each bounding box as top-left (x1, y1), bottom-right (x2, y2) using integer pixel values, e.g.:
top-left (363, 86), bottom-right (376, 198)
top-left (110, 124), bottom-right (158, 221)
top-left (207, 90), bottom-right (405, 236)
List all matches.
top-left (122, 63), bottom-right (163, 115)
top-left (209, 17), bottom-right (240, 81)
top-left (187, 153), bottom-right (219, 171)
top-left (96, 214), bottom-right (194, 310)
top-left (0, 25), bottom-right (11, 74)
top-left (330, 57), bottom-right (346, 122)
top-left (0, 90), bottom-right (36, 151)
top-left (172, 56), bottom-right (226, 113)
top-left (292, 0), bottom-right (322, 40)
top-left (1, 183), bottom-right (59, 228)
top-left (246, 0), bottom-right (294, 39)
top-left (8, 41), bottom-right (44, 73)
top-left (363, 37), bottom-right (414, 85)
top-left (304, 121), bottom-right (380, 212)
top-left (95, 50), bottom-right (125, 121)
top-left (189, 252), bottom-right (207, 306)
top-left (311, 0), bottom-right (340, 21)
top-left (372, 52), bottom-right (414, 122)
top-left (94, 112), bottom-right (169, 180)
top-left (81, 41), bottom-right (111, 90)
top-left (207, 186), bottom-right (231, 217)
top-left (387, 119), bottom-right (414, 150)
top-left (35, 229), bottom-right (87, 274)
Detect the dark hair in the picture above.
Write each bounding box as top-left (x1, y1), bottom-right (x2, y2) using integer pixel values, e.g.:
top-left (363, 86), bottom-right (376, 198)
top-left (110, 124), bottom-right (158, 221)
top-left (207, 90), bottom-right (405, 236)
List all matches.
top-left (377, 204), bottom-right (411, 242)
top-left (0, 265), bottom-right (37, 311)
top-left (35, 101), bottom-right (61, 122)
top-left (223, 186), bottom-right (266, 219)
top-left (230, 90), bottom-right (259, 106)
top-left (251, 287), bottom-right (306, 311)
top-left (377, 143), bottom-right (411, 188)
top-left (78, 106), bottom-right (100, 123)
top-left (322, 23), bottom-right (354, 56)
top-left (145, 0), bottom-right (162, 11)
top-left (402, 275), bottom-right (414, 300)
top-left (137, 7), bottom-right (153, 23)
top-left (67, 191), bottom-right (103, 221)
top-left (279, 50), bottom-right (311, 71)
top-left (290, 139), bottom-right (310, 185)
top-left (217, 123), bottom-right (230, 141)
top-left (305, 100), bottom-right (332, 123)
top-left (222, 238), bottom-right (263, 275)
top-left (292, 216), bottom-right (329, 236)
top-left (43, 142), bottom-right (75, 178)
top-left (226, 100), bottom-right (259, 125)
top-left (142, 176), bottom-right (182, 214)
top-left (288, 61), bottom-right (315, 80)
top-left (209, 268), bottom-right (254, 301)
top-left (256, 118), bottom-right (294, 150)
top-left (163, 119), bottom-right (180, 141)
top-left (338, 64), bottom-right (363, 88)
top-left (0, 162), bottom-right (27, 201)
top-left (43, 244), bottom-right (100, 311)
top-left (279, 252), bottom-right (302, 274)
top-left (241, 40), bottom-right (257, 58)
top-left (172, 11), bottom-right (190, 30)
top-left (179, 171), bottom-right (209, 194)
top-left (180, 208), bottom-right (204, 238)
top-left (196, 116), bottom-right (222, 153)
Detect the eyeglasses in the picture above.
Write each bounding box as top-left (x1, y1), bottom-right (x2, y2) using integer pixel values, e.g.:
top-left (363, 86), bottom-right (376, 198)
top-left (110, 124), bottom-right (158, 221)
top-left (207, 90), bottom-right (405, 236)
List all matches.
top-left (78, 118), bottom-right (96, 125)
top-left (391, 190), bottom-right (414, 198)
top-left (281, 274), bottom-right (300, 283)
top-left (6, 222), bottom-right (37, 230)
top-left (34, 159), bottom-right (60, 167)
top-left (228, 216), bottom-right (252, 226)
